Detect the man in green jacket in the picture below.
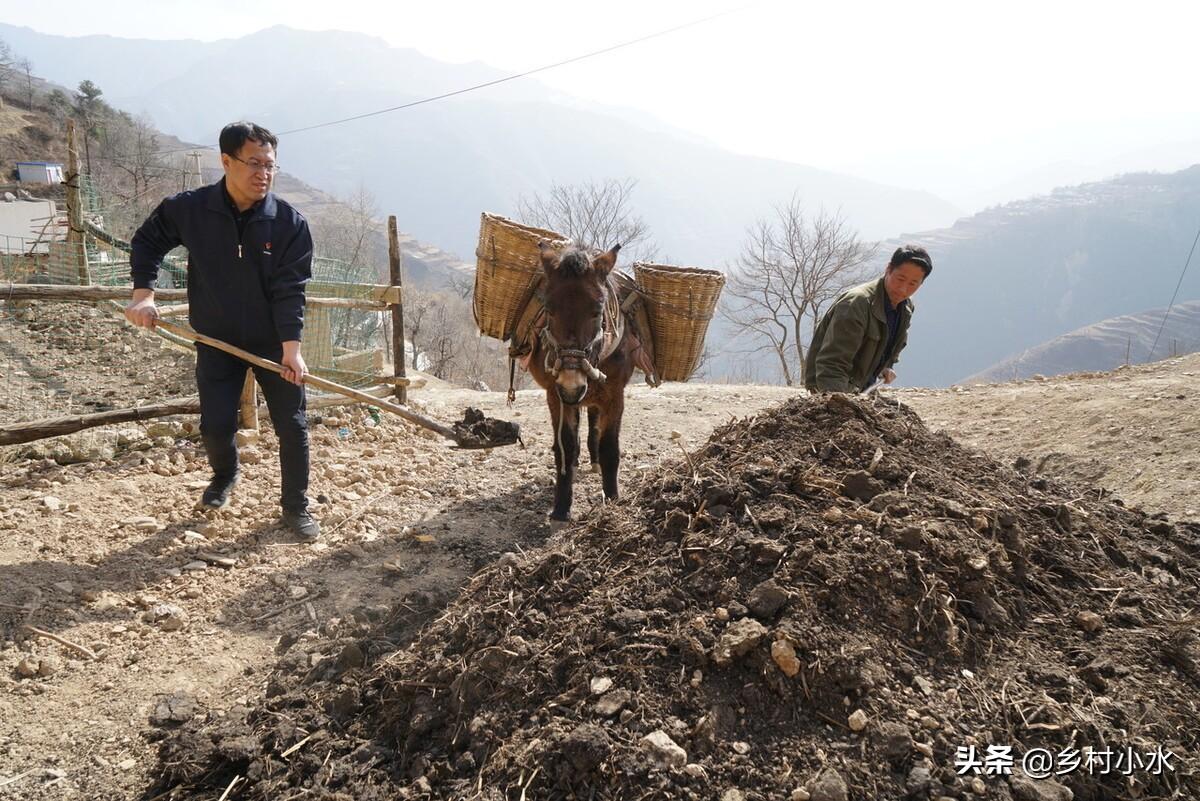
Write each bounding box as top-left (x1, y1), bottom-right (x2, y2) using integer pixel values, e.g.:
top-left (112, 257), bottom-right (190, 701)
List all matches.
top-left (804, 245), bottom-right (932, 393)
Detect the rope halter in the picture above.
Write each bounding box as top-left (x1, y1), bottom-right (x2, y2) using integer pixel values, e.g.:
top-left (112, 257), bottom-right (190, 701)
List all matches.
top-left (540, 324), bottom-right (607, 383)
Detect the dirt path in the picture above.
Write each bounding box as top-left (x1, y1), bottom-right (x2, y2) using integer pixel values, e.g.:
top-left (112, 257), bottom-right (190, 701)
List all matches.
top-left (0, 379), bottom-right (798, 799)
top-left (900, 352), bottom-right (1200, 524)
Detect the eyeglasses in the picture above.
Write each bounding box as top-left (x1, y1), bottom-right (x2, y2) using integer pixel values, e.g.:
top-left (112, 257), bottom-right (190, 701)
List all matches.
top-left (229, 154), bottom-right (280, 174)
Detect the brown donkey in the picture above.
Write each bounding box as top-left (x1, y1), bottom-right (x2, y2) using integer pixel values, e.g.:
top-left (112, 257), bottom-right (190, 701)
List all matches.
top-left (527, 242), bottom-right (647, 521)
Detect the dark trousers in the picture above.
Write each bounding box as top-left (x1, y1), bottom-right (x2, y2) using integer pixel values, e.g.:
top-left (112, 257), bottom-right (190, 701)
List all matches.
top-left (195, 343), bottom-right (310, 512)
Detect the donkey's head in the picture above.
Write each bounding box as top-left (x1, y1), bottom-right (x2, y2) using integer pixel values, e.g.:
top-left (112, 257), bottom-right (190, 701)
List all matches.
top-left (539, 241), bottom-right (621, 405)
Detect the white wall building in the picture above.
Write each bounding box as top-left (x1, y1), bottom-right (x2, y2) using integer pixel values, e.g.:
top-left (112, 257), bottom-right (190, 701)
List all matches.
top-left (0, 198), bottom-right (60, 254)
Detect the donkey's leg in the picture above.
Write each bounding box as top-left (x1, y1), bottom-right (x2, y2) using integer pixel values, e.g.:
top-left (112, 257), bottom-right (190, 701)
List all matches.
top-left (549, 392), bottom-right (581, 521)
top-left (598, 396), bottom-right (623, 500)
top-left (549, 392), bottom-right (564, 476)
top-left (571, 412), bottom-right (583, 468)
top-left (587, 407), bottom-right (600, 473)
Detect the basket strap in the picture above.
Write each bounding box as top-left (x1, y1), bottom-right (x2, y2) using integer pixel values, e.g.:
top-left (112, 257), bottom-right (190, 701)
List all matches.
top-left (598, 272), bottom-right (626, 364)
top-left (507, 357), bottom-right (517, 406)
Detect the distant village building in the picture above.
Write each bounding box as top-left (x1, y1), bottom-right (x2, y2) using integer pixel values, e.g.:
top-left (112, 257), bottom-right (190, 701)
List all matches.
top-left (16, 161), bottom-right (66, 184)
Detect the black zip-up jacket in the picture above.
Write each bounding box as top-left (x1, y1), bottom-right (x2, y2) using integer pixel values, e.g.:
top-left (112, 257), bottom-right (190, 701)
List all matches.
top-left (130, 178), bottom-right (313, 350)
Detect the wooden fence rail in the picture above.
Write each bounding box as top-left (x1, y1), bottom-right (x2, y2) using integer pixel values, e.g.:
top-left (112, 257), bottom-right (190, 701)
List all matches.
top-left (0, 283), bottom-right (398, 311)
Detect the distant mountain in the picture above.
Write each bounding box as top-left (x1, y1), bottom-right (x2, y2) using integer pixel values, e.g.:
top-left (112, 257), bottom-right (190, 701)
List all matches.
top-left (888, 166), bottom-right (1200, 386)
top-left (966, 300), bottom-right (1200, 384)
top-left (959, 137), bottom-right (1200, 213)
top-left (0, 23), bottom-right (961, 265)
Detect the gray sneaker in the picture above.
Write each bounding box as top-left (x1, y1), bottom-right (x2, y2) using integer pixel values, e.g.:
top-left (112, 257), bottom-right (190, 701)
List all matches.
top-left (282, 509), bottom-right (320, 541)
top-left (200, 474), bottom-right (239, 510)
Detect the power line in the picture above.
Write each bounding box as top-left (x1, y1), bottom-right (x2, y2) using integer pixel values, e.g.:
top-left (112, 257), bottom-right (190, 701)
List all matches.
top-left (276, 3), bottom-right (758, 137)
top-left (1147, 219), bottom-right (1200, 361)
top-left (73, 5), bottom-right (759, 159)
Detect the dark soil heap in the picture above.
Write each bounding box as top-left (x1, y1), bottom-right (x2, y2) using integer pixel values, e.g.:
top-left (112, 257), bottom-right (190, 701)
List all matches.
top-left (148, 395), bottom-right (1200, 800)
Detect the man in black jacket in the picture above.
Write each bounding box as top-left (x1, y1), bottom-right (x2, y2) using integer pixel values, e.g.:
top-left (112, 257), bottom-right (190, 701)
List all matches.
top-left (124, 121), bottom-right (319, 540)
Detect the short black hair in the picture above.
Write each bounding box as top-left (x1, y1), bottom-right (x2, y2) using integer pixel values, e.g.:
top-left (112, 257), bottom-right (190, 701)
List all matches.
top-left (219, 121), bottom-right (278, 157)
top-left (888, 244), bottom-right (932, 277)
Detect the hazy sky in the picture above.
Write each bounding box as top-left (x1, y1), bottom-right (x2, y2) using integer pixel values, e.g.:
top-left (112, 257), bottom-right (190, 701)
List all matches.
top-left (4, 0), bottom-right (1198, 209)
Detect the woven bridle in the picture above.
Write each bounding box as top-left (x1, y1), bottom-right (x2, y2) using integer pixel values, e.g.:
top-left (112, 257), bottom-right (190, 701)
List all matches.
top-left (540, 322), bottom-right (607, 383)
top-left (539, 272), bottom-right (624, 385)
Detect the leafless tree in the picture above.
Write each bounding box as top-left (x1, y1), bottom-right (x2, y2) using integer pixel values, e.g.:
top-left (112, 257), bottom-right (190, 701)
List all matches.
top-left (45, 89), bottom-right (72, 122)
top-left (444, 269), bottom-right (475, 300)
top-left (403, 286), bottom-right (435, 371)
top-left (722, 199), bottom-right (875, 386)
top-left (308, 186), bottom-right (386, 350)
top-left (398, 286), bottom-right (513, 387)
top-left (424, 302), bottom-right (460, 379)
top-left (0, 39), bottom-right (13, 107)
top-left (312, 186), bottom-right (383, 276)
top-left (17, 58), bottom-right (34, 109)
top-left (516, 177), bottom-right (656, 260)
top-left (100, 115), bottom-right (172, 217)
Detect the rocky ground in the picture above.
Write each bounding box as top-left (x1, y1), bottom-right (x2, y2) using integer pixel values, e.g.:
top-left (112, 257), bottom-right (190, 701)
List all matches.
top-left (0, 312), bottom-right (797, 799)
top-left (0, 301), bottom-right (195, 464)
top-left (2, 301), bottom-right (1198, 800)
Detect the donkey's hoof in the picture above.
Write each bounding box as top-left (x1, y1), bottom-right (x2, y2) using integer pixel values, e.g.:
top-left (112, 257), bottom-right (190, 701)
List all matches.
top-left (589, 462), bottom-right (601, 474)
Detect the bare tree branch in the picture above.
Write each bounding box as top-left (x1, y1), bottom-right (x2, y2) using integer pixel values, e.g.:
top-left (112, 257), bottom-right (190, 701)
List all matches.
top-left (721, 200), bottom-right (875, 386)
top-left (515, 178), bottom-right (657, 261)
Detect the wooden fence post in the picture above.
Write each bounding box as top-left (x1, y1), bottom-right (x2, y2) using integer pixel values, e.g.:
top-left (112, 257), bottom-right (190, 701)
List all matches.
top-left (239, 370), bottom-right (259, 431)
top-left (388, 215), bottom-right (407, 404)
top-left (65, 119), bottom-right (90, 285)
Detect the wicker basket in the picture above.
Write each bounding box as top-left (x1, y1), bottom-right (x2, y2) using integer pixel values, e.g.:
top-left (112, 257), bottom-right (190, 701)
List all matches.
top-left (633, 262), bottom-right (725, 382)
top-left (473, 212), bottom-right (569, 341)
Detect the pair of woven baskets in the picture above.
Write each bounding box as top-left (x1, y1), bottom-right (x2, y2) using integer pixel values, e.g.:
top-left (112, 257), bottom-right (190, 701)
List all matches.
top-left (473, 213), bottom-right (724, 382)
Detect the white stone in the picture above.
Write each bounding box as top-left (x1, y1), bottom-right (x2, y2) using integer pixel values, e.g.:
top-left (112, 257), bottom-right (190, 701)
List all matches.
top-left (640, 730), bottom-right (687, 768)
top-left (137, 518), bottom-right (162, 532)
top-left (713, 618), bottom-right (768, 666)
top-left (151, 604), bottom-right (187, 631)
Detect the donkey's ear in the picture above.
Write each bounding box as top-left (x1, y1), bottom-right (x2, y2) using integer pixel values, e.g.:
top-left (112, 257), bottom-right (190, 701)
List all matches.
top-left (538, 240), bottom-right (560, 273)
top-left (592, 243), bottom-right (622, 276)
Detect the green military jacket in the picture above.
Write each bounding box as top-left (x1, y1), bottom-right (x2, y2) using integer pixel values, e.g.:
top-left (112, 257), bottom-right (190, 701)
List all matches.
top-left (804, 277), bottom-right (913, 393)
